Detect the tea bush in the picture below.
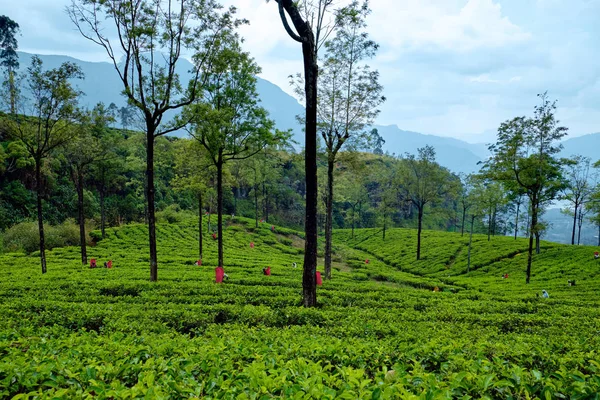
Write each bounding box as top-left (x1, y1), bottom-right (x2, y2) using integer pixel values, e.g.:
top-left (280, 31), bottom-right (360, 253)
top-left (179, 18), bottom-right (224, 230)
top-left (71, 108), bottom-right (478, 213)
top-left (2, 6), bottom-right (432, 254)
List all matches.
top-left (1, 217), bottom-right (599, 398)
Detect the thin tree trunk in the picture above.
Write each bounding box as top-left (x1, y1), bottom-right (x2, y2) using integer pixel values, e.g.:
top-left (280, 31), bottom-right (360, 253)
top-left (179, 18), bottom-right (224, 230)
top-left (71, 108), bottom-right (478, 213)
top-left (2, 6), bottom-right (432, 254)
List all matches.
top-left (9, 69), bottom-right (16, 114)
top-left (100, 184), bottom-right (106, 239)
top-left (147, 130), bottom-right (158, 282)
top-left (467, 215), bottom-right (474, 273)
top-left (417, 205), bottom-right (423, 260)
top-left (35, 159), bottom-right (47, 274)
top-left (302, 34), bottom-right (318, 307)
top-left (351, 205), bottom-right (355, 239)
top-left (198, 192), bottom-right (203, 259)
top-left (77, 169), bottom-right (87, 265)
top-left (382, 209), bottom-right (387, 240)
top-left (461, 206), bottom-right (466, 236)
top-left (577, 210), bottom-right (583, 246)
top-left (598, 223), bottom-right (600, 247)
top-left (254, 182), bottom-right (259, 228)
top-left (535, 232), bottom-right (541, 254)
top-left (571, 202), bottom-right (578, 245)
top-left (324, 159), bottom-right (334, 280)
top-left (526, 198), bottom-right (537, 284)
top-left (487, 207), bottom-right (492, 241)
top-left (492, 206), bottom-right (497, 237)
top-left (514, 201), bottom-right (520, 240)
top-left (217, 159), bottom-right (224, 268)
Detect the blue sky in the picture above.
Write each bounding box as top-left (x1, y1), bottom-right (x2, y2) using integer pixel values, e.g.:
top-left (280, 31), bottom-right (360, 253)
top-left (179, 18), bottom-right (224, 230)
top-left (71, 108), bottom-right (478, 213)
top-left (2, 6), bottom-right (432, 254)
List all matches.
top-left (4, 0), bottom-right (599, 143)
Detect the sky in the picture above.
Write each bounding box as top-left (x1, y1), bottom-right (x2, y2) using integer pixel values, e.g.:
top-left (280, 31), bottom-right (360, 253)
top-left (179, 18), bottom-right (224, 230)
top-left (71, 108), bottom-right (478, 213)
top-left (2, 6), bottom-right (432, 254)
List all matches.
top-left (4, 0), bottom-right (600, 143)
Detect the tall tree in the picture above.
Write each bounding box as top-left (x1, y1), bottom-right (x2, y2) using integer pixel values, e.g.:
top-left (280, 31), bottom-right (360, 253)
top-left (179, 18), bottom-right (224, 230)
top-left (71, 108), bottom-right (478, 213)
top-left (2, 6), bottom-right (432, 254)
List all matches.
top-left (173, 139), bottom-right (214, 260)
top-left (3, 56), bottom-right (83, 273)
top-left (185, 40), bottom-right (279, 269)
top-left (270, 0), bottom-right (347, 307)
top-left (398, 146), bottom-right (455, 260)
top-left (561, 155), bottom-right (592, 245)
top-left (62, 103), bottom-right (115, 265)
top-left (68, 0), bottom-right (240, 281)
top-left (482, 93), bottom-right (567, 283)
top-left (0, 15), bottom-right (20, 113)
top-left (312, 1), bottom-right (384, 279)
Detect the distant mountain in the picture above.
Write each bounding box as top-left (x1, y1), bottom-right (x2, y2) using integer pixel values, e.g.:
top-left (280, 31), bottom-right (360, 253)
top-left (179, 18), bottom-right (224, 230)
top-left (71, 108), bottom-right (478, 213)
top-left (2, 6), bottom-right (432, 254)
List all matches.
top-left (13, 52), bottom-right (599, 174)
top-left (560, 132), bottom-right (600, 162)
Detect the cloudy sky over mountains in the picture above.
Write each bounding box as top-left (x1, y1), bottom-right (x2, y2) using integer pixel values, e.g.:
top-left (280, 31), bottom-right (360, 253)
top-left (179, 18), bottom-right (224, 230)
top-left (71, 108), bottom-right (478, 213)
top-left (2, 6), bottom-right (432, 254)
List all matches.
top-left (5, 0), bottom-right (599, 143)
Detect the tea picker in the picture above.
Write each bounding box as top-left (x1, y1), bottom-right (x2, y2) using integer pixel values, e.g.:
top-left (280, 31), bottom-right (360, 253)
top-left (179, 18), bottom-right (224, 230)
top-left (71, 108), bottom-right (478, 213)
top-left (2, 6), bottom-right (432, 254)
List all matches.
top-left (542, 290), bottom-right (549, 298)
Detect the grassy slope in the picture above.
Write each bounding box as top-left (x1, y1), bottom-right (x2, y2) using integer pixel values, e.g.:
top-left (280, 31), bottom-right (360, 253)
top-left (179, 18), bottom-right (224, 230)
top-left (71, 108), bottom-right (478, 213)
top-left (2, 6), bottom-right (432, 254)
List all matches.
top-left (0, 218), bottom-right (599, 398)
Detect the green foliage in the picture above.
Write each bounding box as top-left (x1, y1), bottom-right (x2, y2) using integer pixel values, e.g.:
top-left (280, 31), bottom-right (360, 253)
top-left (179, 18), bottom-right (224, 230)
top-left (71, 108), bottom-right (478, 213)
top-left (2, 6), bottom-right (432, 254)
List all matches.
top-left (3, 219), bottom-right (94, 253)
top-left (1, 219), bottom-right (600, 396)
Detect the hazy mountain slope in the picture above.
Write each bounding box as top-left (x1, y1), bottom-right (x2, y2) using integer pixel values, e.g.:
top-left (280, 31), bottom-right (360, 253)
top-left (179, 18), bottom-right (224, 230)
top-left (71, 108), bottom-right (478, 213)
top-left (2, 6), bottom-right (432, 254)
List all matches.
top-left (13, 52), bottom-right (597, 173)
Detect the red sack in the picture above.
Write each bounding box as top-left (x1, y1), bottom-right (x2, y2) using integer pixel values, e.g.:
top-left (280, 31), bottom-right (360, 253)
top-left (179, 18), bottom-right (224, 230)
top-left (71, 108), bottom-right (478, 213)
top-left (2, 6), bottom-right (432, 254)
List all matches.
top-left (212, 233), bottom-right (217, 240)
top-left (215, 266), bottom-right (224, 283)
top-left (250, 242), bottom-right (255, 248)
top-left (195, 259), bottom-right (202, 266)
top-left (316, 271), bottom-right (322, 286)
top-left (263, 266), bottom-right (271, 276)
top-left (365, 259), bottom-right (370, 264)
top-left (90, 259), bottom-right (97, 268)
top-left (107, 260), bottom-right (113, 269)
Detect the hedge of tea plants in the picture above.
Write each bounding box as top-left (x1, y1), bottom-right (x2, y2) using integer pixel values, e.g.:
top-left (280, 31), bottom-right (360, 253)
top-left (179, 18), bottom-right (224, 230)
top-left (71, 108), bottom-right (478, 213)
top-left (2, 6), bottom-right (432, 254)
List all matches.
top-left (1, 218), bottom-right (600, 398)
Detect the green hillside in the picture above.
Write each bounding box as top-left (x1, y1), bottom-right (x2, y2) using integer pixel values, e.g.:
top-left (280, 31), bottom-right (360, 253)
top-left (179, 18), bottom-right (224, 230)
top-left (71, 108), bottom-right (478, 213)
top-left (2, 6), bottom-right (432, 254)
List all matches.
top-left (1, 219), bottom-right (600, 398)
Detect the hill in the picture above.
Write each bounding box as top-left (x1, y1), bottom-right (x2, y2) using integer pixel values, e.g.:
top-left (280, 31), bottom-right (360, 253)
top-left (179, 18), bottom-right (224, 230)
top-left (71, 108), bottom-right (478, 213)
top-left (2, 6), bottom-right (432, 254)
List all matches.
top-left (1, 219), bottom-right (599, 397)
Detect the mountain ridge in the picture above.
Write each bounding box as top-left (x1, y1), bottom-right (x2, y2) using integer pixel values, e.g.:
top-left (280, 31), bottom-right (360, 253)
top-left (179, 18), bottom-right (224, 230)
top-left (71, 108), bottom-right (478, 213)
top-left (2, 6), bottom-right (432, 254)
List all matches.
top-left (11, 51), bottom-right (600, 174)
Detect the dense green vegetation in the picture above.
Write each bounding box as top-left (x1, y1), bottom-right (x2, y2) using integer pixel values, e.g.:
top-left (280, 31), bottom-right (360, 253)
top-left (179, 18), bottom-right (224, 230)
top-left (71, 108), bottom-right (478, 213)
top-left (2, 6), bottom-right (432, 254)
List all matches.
top-left (1, 218), bottom-right (600, 398)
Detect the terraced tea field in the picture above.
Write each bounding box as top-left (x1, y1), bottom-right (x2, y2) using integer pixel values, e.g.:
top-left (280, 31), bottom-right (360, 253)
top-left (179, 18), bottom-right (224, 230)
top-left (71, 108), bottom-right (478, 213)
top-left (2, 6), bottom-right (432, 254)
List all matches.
top-left (1, 218), bottom-right (600, 398)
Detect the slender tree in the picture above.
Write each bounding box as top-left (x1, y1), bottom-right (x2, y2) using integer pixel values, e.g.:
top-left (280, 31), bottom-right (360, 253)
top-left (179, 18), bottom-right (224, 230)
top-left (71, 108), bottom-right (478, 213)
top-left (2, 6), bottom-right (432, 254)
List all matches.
top-left (68, 0), bottom-right (240, 281)
top-left (185, 40), bottom-right (280, 269)
top-left (0, 15), bottom-right (20, 114)
top-left (311, 1), bottom-right (384, 279)
top-left (62, 103), bottom-right (115, 265)
top-left (3, 56), bottom-right (83, 273)
top-left (173, 139), bottom-right (214, 260)
top-left (270, 0), bottom-right (347, 307)
top-left (398, 145), bottom-right (455, 260)
top-left (482, 93), bottom-right (567, 283)
top-left (561, 155), bottom-right (592, 245)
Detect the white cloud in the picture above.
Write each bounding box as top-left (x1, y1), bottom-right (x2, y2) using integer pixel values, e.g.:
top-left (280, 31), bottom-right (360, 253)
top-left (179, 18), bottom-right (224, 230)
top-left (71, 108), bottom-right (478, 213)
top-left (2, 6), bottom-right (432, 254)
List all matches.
top-left (370, 0), bottom-right (530, 54)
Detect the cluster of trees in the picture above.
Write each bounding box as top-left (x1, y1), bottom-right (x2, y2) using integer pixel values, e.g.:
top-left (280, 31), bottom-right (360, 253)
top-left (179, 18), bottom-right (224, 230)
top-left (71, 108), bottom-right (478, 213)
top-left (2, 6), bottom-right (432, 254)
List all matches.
top-left (2, 0), bottom-right (600, 307)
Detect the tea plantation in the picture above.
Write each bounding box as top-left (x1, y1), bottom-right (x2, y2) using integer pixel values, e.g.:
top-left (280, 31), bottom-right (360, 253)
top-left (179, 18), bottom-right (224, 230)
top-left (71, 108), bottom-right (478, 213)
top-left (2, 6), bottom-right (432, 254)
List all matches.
top-left (1, 218), bottom-right (600, 399)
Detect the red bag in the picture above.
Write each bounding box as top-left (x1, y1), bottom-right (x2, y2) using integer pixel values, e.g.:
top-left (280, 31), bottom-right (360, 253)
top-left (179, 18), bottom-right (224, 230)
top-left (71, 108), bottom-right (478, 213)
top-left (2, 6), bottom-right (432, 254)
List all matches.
top-left (250, 242), bottom-right (254, 248)
top-left (90, 259), bottom-right (97, 268)
top-left (215, 266), bottom-right (224, 283)
top-left (316, 271), bottom-right (322, 286)
top-left (107, 260), bottom-right (113, 269)
top-left (365, 259), bottom-right (370, 264)
top-left (263, 266), bottom-right (271, 276)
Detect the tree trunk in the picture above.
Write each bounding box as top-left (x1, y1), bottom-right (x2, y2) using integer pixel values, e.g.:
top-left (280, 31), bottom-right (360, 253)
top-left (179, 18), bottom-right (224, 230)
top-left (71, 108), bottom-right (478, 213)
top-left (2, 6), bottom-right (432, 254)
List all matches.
top-left (351, 205), bottom-right (355, 239)
top-left (198, 192), bottom-right (203, 259)
top-left (467, 215), bottom-right (474, 273)
top-left (146, 130), bottom-right (158, 282)
top-left (254, 182), bottom-right (259, 228)
top-left (76, 169), bottom-right (87, 265)
top-left (487, 207), bottom-right (492, 241)
top-left (571, 202), bottom-right (578, 245)
top-left (9, 68), bottom-right (16, 114)
top-left (514, 200), bottom-right (520, 240)
top-left (461, 206), bottom-right (466, 236)
top-left (577, 209), bottom-right (583, 246)
top-left (417, 205), bottom-right (423, 260)
top-left (302, 34), bottom-right (318, 308)
top-left (100, 184), bottom-right (106, 239)
top-left (598, 223), bottom-right (600, 247)
top-left (265, 185), bottom-right (270, 223)
top-left (526, 198), bottom-right (537, 284)
top-left (217, 159), bottom-right (224, 268)
top-left (324, 159), bottom-right (334, 280)
top-left (492, 206), bottom-right (497, 237)
top-left (535, 232), bottom-right (541, 254)
top-left (35, 159), bottom-right (47, 274)
top-left (382, 209), bottom-right (387, 240)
